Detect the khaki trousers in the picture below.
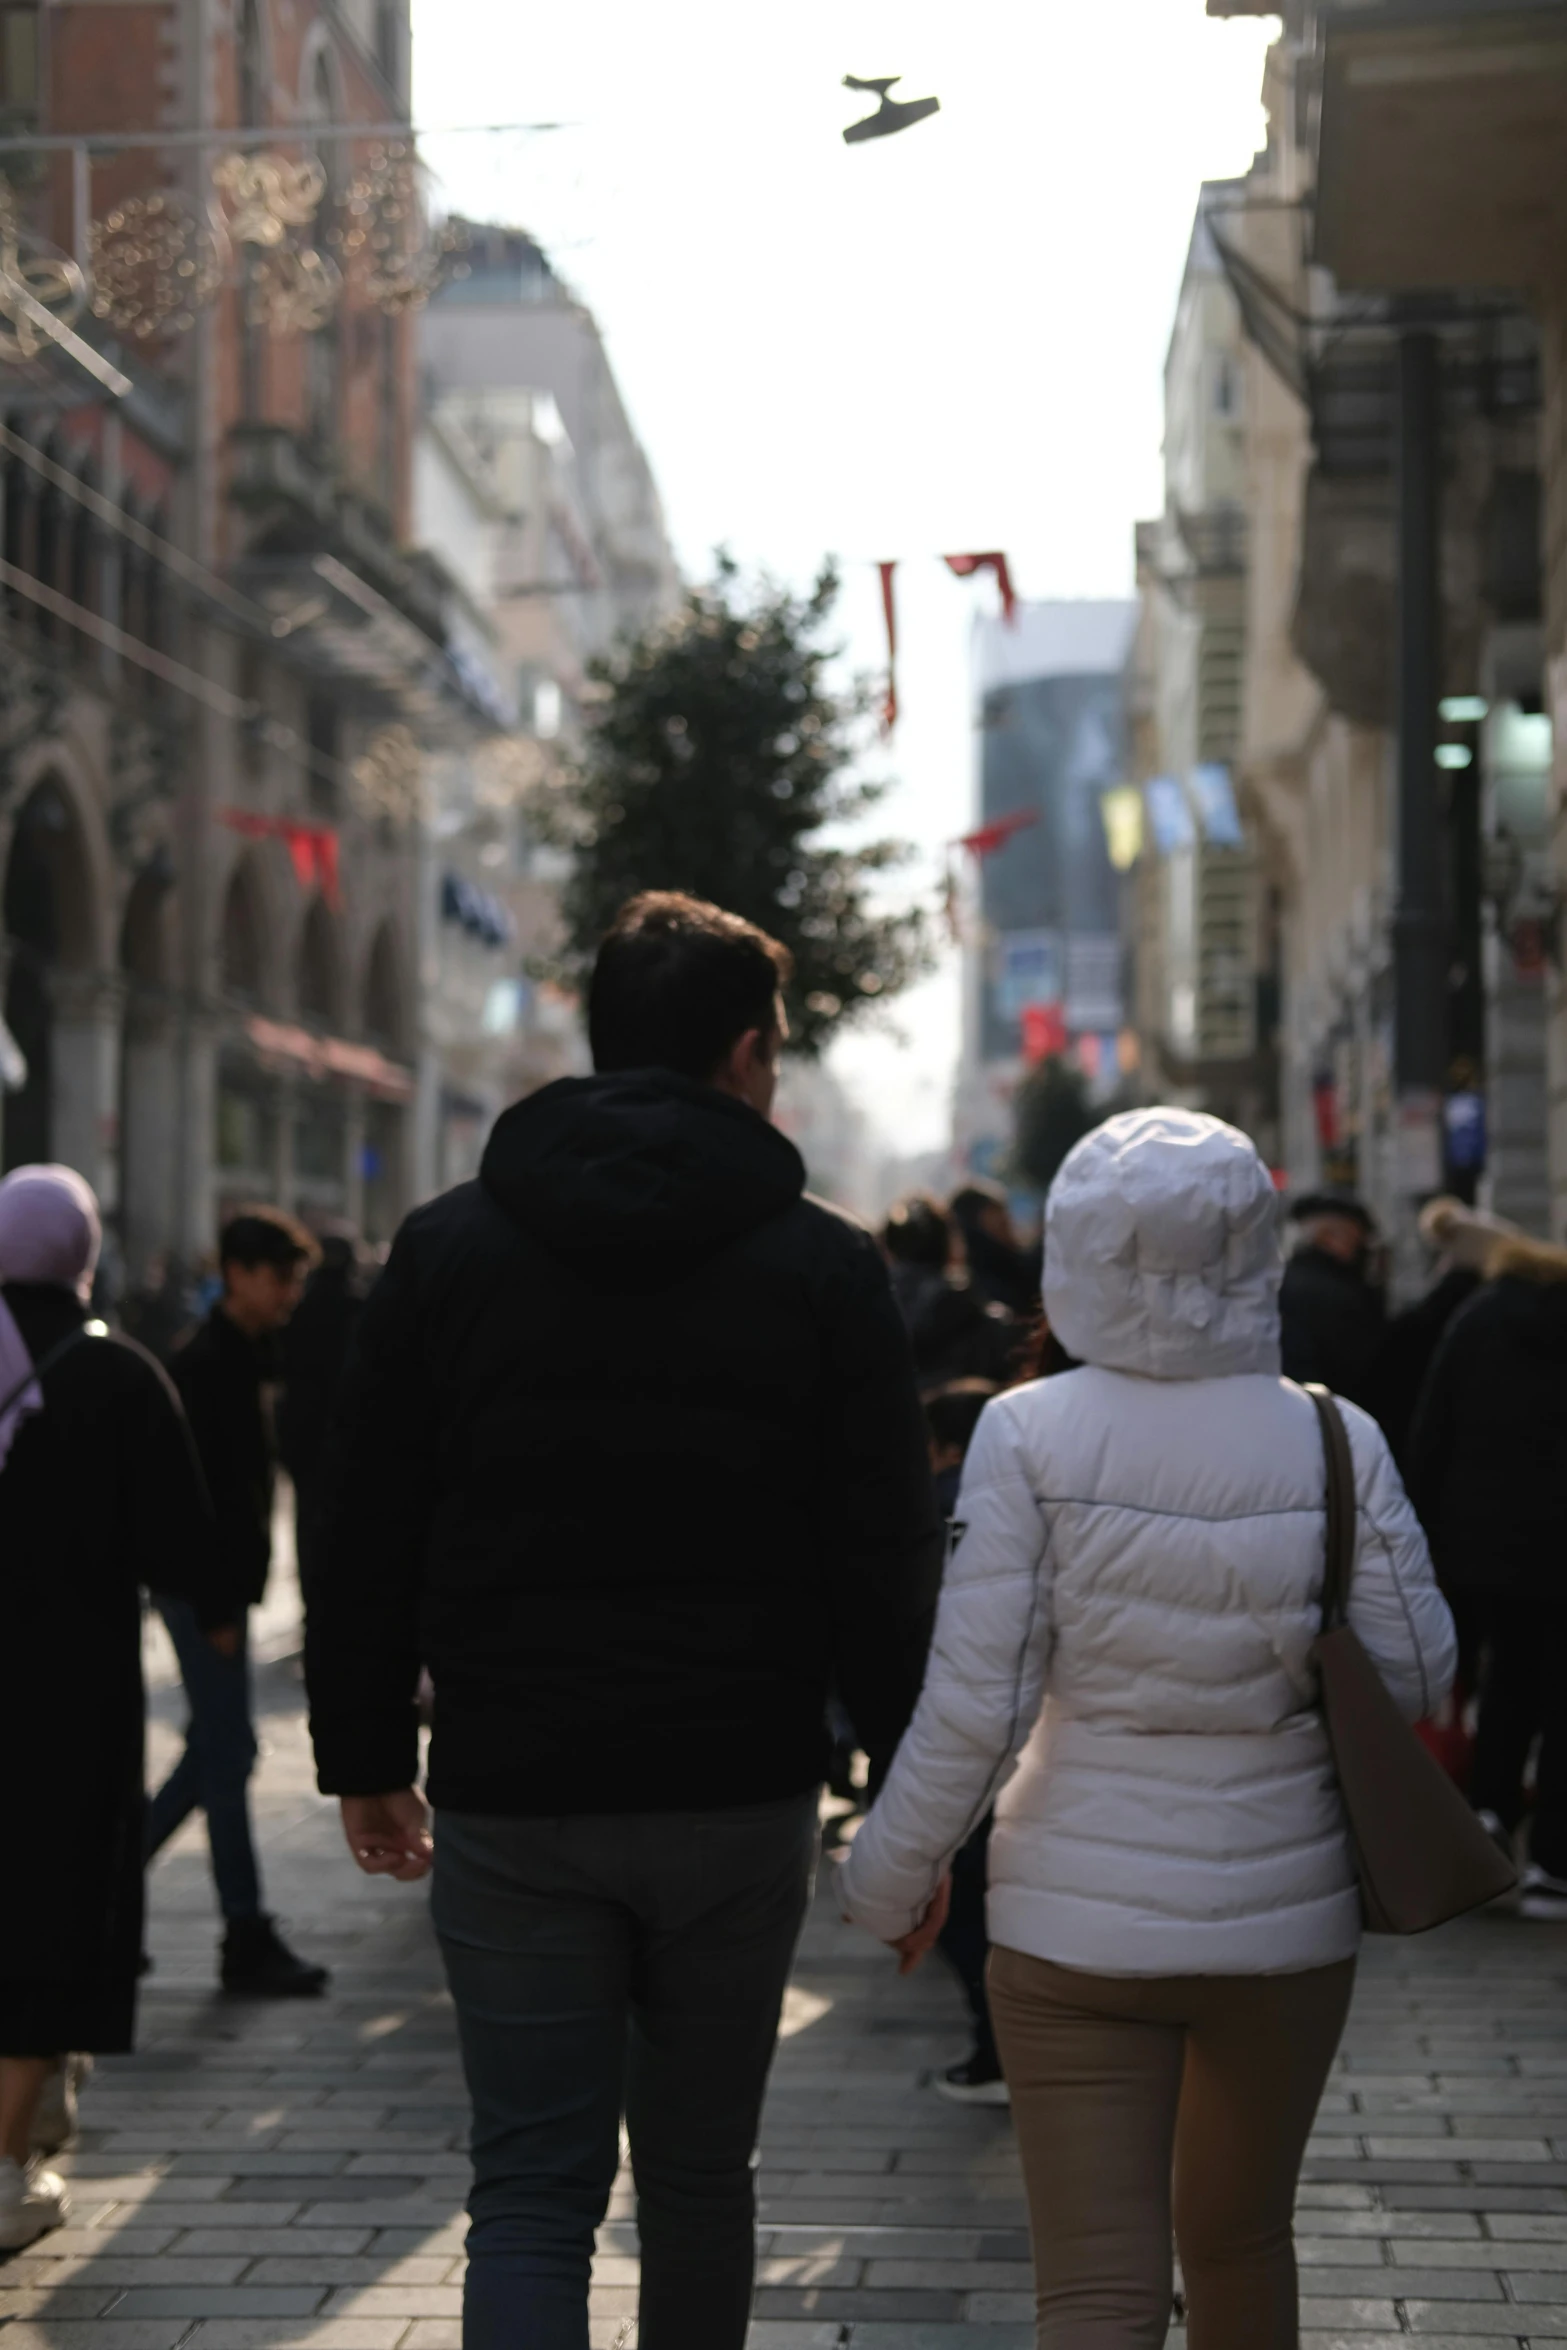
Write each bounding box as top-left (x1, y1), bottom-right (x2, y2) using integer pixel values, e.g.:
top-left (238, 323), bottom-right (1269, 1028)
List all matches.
top-left (988, 1945), bottom-right (1355, 2350)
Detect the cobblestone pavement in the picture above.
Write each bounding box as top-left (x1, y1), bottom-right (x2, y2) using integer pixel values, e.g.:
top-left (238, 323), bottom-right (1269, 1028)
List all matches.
top-left (8, 1581), bottom-right (1567, 2349)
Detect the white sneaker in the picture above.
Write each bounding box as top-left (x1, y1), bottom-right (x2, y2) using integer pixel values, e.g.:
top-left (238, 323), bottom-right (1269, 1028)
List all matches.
top-left (30, 2052), bottom-right (92, 2156)
top-left (0, 2154), bottom-right (70, 2249)
top-left (1518, 1866), bottom-right (1567, 1923)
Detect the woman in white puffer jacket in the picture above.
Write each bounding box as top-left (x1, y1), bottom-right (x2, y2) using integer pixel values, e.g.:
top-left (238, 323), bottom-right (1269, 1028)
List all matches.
top-left (842, 1109), bottom-right (1456, 2350)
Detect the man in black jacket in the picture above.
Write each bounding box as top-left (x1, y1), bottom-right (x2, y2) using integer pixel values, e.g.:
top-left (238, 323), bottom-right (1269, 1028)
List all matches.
top-left (1279, 1192), bottom-right (1385, 1408)
top-left (147, 1209), bottom-right (330, 1997)
top-left (307, 891), bottom-right (943, 2350)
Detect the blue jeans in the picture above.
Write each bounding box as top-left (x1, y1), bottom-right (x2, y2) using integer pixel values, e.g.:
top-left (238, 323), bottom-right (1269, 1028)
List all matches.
top-left (432, 1796), bottom-right (818, 2350)
top-left (144, 1596), bottom-right (263, 1921)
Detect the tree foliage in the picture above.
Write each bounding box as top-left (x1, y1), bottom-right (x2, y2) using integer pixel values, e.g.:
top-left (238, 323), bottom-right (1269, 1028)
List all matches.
top-left (1011, 1055), bottom-right (1100, 1196)
top-left (540, 556), bottom-right (929, 1055)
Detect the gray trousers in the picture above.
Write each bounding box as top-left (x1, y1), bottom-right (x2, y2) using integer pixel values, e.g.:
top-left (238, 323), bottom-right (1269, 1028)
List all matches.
top-left (431, 1794), bottom-right (819, 2350)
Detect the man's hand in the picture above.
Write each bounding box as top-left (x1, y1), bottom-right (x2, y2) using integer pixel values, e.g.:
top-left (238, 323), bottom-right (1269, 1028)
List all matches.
top-left (889, 1873), bottom-right (951, 1976)
top-left (340, 1789), bottom-right (433, 1882)
top-left (205, 1625), bottom-right (241, 1658)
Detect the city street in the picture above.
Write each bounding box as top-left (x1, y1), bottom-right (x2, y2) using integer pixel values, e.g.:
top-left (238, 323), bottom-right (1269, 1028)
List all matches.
top-left (0, 1571), bottom-right (1565, 2350)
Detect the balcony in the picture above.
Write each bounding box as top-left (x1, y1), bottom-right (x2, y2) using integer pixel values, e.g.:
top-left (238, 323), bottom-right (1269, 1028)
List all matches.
top-left (1314, 2), bottom-right (1567, 292)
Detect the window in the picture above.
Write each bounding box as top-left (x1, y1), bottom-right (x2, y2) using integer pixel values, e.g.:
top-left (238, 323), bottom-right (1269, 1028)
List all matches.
top-left (1213, 355), bottom-right (1240, 418)
top-left (0, 3), bottom-right (39, 122)
top-left (306, 694), bottom-right (338, 814)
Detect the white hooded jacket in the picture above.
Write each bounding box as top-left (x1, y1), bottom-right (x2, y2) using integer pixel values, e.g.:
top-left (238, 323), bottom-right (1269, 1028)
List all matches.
top-left (841, 1109), bottom-right (1457, 1976)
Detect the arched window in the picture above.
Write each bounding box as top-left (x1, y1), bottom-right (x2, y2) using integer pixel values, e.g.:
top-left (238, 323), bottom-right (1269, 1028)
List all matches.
top-left (2, 778), bottom-right (97, 1170)
top-left (220, 858), bottom-right (264, 1002)
top-left (297, 893), bottom-right (342, 1028)
top-left (363, 919), bottom-right (405, 1052)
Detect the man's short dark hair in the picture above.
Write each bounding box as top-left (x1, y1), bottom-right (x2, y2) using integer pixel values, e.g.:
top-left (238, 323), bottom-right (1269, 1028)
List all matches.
top-left (881, 1195), bottom-right (951, 1271)
top-left (924, 1378), bottom-right (999, 1460)
top-left (588, 891), bottom-right (792, 1082)
top-left (219, 1206), bottom-right (316, 1275)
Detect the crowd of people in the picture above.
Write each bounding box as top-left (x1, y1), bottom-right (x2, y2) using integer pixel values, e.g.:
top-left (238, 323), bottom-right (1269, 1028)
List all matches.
top-left (0, 884), bottom-right (1559, 2350)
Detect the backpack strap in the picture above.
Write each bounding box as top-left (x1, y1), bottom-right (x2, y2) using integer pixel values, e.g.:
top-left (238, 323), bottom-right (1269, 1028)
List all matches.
top-left (0, 1317), bottom-right (109, 1429)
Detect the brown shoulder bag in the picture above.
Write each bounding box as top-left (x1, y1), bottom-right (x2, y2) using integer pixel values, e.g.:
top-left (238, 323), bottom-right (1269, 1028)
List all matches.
top-left (1305, 1383), bottom-right (1517, 1935)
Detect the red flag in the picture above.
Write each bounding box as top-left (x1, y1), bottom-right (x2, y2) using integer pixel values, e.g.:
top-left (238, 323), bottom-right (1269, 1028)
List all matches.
top-left (944, 551), bottom-right (1018, 626)
top-left (876, 560), bottom-right (898, 733)
top-left (1021, 1001), bottom-right (1067, 1062)
top-left (954, 807), bottom-right (1038, 858)
top-left (222, 809), bottom-right (343, 913)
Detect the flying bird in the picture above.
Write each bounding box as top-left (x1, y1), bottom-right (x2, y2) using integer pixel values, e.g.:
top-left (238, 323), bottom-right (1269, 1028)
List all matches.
top-left (841, 74), bottom-right (941, 145)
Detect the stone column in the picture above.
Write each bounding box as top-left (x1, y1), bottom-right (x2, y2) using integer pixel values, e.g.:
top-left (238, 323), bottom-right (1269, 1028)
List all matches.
top-left (50, 969), bottom-right (123, 1202)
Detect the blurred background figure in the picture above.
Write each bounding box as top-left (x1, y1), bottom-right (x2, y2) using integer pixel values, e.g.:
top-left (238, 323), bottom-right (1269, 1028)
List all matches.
top-left (279, 1229), bottom-right (368, 1609)
top-left (0, 1165), bottom-right (233, 2250)
top-left (947, 1181), bottom-right (1039, 1318)
top-left (146, 1209), bottom-right (329, 1998)
top-left (1367, 1197), bottom-right (1518, 1471)
top-left (1409, 1232), bottom-right (1567, 1921)
top-left (881, 1195), bottom-right (1018, 1393)
top-left (1279, 1193), bottom-right (1384, 1410)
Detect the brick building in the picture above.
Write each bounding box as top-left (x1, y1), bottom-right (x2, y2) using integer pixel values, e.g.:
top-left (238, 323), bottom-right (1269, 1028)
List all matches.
top-left (0, 0), bottom-right (504, 1289)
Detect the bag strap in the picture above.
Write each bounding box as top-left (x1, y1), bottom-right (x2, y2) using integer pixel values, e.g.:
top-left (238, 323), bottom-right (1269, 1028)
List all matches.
top-left (0, 1317), bottom-right (107, 1428)
top-left (1304, 1381), bottom-right (1357, 1635)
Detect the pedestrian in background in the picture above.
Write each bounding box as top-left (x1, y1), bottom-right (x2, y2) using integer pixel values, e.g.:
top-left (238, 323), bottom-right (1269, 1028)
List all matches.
top-left (0, 1165), bottom-right (234, 2249)
top-left (948, 1179), bottom-right (1038, 1317)
top-left (1409, 1231), bottom-right (1567, 1919)
top-left (1279, 1191), bottom-right (1384, 1409)
top-left (882, 1193), bottom-right (1017, 1391)
top-left (1366, 1196), bottom-right (1514, 1471)
top-left (308, 890), bottom-right (942, 2350)
top-left (843, 1109), bottom-right (1455, 2350)
top-left (146, 1208), bottom-right (329, 1997)
top-left (278, 1228), bottom-right (366, 1607)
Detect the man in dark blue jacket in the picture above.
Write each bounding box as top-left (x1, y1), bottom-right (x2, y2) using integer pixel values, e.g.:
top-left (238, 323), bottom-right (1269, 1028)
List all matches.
top-left (307, 891), bottom-right (942, 2350)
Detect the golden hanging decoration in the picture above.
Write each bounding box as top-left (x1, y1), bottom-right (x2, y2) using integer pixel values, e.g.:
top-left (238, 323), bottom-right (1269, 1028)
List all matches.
top-left (331, 143), bottom-right (468, 315)
top-left (352, 722), bottom-right (424, 824)
top-left (212, 150), bottom-right (328, 248)
top-left (244, 242), bottom-right (341, 336)
top-left (0, 176), bottom-right (89, 363)
top-left (88, 191), bottom-right (228, 341)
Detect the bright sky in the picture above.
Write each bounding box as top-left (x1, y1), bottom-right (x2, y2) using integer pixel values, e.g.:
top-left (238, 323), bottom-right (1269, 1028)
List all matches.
top-left (413, 1), bottom-right (1279, 1162)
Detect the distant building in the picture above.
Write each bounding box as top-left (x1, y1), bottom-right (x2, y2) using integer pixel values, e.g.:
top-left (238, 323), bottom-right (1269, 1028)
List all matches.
top-left (1124, 181), bottom-right (1280, 1159)
top-left (954, 601), bottom-right (1138, 1182)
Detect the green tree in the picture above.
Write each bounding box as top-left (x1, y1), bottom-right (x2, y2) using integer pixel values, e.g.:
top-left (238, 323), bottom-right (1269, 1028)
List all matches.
top-left (1011, 1055), bottom-right (1100, 1195)
top-left (542, 557), bottom-right (929, 1055)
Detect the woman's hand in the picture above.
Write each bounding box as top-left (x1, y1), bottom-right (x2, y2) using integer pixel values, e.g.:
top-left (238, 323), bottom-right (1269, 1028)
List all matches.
top-left (340, 1789), bottom-right (433, 1881)
top-left (888, 1873), bottom-right (952, 1975)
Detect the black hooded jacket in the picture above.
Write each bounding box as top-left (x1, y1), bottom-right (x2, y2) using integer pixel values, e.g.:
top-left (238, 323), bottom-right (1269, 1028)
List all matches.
top-left (306, 1071), bottom-right (944, 1815)
top-left (1407, 1251), bottom-right (1567, 1601)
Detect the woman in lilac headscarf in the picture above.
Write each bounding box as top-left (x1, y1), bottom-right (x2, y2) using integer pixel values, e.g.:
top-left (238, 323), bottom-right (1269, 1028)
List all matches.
top-left (0, 1167), bottom-right (235, 2252)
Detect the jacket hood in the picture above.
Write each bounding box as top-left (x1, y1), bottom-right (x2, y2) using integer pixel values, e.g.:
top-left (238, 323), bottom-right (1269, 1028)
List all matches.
top-left (480, 1069), bottom-right (805, 1291)
top-left (1043, 1107), bottom-right (1282, 1380)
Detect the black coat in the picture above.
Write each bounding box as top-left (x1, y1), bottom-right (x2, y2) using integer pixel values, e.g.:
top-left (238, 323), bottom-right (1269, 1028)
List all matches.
top-left (0, 1283), bottom-right (230, 1989)
top-left (1407, 1264), bottom-right (1567, 1599)
top-left (306, 1070), bottom-right (944, 1816)
top-left (1364, 1266), bottom-right (1482, 1471)
top-left (1279, 1245), bottom-right (1385, 1408)
top-left (169, 1306), bottom-right (278, 1607)
top-left (888, 1262), bottom-right (1018, 1394)
top-left (278, 1262), bottom-right (364, 1507)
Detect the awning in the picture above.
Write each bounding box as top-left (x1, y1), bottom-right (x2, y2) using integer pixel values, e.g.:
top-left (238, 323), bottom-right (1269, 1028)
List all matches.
top-left (245, 1015), bottom-right (413, 1102)
top-left (1316, 2), bottom-right (1567, 292)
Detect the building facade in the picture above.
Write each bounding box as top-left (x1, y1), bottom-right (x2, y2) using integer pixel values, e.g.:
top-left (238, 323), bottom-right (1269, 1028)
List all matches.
top-left (1167, 0), bottom-right (1561, 1261)
top-left (0, 0), bottom-right (520, 1295)
top-left (1123, 181), bottom-right (1280, 1157)
top-left (412, 225), bottom-right (679, 1191)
